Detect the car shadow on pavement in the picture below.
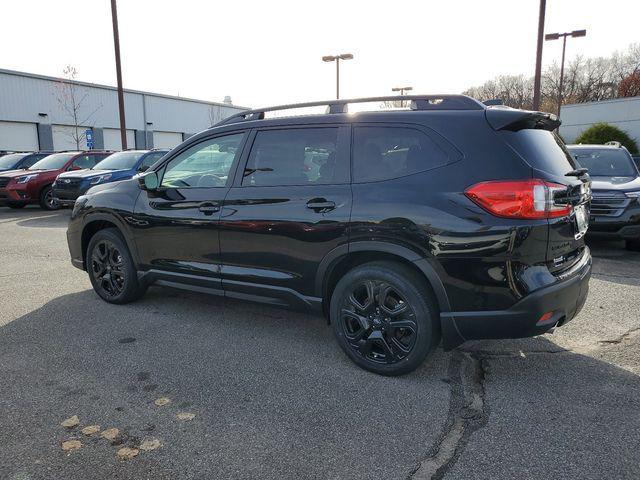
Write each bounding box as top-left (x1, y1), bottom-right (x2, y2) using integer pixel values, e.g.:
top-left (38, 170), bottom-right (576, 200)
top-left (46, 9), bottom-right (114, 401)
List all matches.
top-left (1, 288), bottom-right (638, 480)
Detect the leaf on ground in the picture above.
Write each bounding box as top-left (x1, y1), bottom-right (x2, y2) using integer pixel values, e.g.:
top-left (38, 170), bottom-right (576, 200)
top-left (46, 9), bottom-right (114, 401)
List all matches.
top-left (61, 440), bottom-right (82, 453)
top-left (116, 447), bottom-right (139, 460)
top-left (154, 397), bottom-right (171, 406)
top-left (81, 425), bottom-right (100, 436)
top-left (176, 412), bottom-right (195, 421)
top-left (101, 428), bottom-right (119, 441)
top-left (60, 415), bottom-right (80, 428)
top-left (139, 438), bottom-right (162, 451)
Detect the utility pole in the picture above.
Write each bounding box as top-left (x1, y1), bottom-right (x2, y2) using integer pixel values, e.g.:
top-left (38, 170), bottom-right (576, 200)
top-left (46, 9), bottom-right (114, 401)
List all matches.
top-left (110, 0), bottom-right (127, 150)
top-left (532, 0), bottom-right (547, 111)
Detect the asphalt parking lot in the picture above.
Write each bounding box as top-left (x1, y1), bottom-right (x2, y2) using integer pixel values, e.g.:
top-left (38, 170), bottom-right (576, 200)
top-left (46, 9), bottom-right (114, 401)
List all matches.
top-left (1, 207), bottom-right (639, 480)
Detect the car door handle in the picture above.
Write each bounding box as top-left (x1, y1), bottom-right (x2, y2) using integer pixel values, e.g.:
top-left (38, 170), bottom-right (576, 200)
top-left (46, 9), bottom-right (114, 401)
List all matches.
top-left (198, 203), bottom-right (220, 215)
top-left (306, 199), bottom-right (336, 212)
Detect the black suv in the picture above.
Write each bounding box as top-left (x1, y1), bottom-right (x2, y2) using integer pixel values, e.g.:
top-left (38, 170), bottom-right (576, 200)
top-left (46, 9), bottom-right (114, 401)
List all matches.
top-left (567, 143), bottom-right (640, 250)
top-left (67, 95), bottom-right (592, 375)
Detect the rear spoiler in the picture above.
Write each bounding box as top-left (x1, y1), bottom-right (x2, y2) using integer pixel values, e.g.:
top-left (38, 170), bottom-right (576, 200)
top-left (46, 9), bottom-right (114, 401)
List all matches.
top-left (485, 106), bottom-right (561, 132)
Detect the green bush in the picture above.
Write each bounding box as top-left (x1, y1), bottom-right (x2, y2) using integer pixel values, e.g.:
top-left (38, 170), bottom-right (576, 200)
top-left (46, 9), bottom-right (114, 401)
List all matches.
top-left (574, 123), bottom-right (638, 154)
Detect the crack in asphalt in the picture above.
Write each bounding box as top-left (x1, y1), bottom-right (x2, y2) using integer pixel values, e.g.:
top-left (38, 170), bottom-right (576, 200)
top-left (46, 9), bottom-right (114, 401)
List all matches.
top-left (598, 326), bottom-right (640, 345)
top-left (410, 351), bottom-right (488, 480)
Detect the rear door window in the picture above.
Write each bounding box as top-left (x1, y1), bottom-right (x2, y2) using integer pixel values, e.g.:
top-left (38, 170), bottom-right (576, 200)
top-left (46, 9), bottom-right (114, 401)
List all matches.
top-left (242, 127), bottom-right (347, 186)
top-left (352, 126), bottom-right (449, 183)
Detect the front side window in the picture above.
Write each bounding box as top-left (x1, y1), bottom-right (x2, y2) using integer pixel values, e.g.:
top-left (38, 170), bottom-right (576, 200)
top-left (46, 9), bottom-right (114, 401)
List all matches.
top-left (352, 126), bottom-right (449, 183)
top-left (161, 133), bottom-right (244, 188)
top-left (243, 128), bottom-right (341, 186)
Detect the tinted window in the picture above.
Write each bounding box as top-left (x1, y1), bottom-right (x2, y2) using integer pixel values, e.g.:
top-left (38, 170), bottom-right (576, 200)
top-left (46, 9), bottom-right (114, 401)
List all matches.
top-left (352, 126), bottom-right (448, 183)
top-left (243, 128), bottom-right (343, 186)
top-left (501, 130), bottom-right (577, 176)
top-left (22, 154), bottom-right (46, 168)
top-left (0, 153), bottom-right (27, 169)
top-left (161, 133), bottom-right (244, 188)
top-left (569, 148), bottom-right (638, 177)
top-left (139, 151), bottom-right (167, 169)
top-left (94, 151), bottom-right (145, 170)
top-left (29, 153), bottom-right (77, 170)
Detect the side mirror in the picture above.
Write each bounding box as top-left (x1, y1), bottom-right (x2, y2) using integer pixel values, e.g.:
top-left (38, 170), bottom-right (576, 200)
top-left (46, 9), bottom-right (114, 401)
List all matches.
top-left (138, 165), bottom-right (150, 172)
top-left (138, 170), bottom-right (159, 191)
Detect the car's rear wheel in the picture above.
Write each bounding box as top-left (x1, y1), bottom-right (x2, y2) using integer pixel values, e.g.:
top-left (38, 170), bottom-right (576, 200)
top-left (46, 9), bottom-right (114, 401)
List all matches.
top-left (87, 228), bottom-right (147, 304)
top-left (625, 239), bottom-right (640, 252)
top-left (39, 186), bottom-right (59, 210)
top-left (330, 261), bottom-right (439, 376)
top-left (7, 202), bottom-right (26, 209)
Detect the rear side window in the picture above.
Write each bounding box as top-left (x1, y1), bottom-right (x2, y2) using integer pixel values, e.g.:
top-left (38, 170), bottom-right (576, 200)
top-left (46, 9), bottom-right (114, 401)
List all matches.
top-left (352, 126), bottom-right (449, 183)
top-left (501, 130), bottom-right (577, 176)
top-left (243, 128), bottom-right (346, 186)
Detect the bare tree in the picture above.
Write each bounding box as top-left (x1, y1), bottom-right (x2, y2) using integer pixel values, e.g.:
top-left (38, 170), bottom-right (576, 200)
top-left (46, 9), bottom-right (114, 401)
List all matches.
top-left (209, 105), bottom-right (221, 126)
top-left (54, 65), bottom-right (102, 149)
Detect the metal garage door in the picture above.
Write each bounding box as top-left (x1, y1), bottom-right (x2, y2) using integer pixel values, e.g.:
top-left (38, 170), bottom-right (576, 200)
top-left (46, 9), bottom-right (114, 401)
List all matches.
top-left (103, 128), bottom-right (135, 151)
top-left (0, 121), bottom-right (39, 151)
top-left (153, 131), bottom-right (183, 149)
top-left (52, 125), bottom-right (90, 151)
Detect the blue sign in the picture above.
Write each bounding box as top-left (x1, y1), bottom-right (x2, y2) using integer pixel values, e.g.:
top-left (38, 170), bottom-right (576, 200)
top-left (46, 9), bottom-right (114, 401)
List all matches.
top-left (85, 129), bottom-right (94, 149)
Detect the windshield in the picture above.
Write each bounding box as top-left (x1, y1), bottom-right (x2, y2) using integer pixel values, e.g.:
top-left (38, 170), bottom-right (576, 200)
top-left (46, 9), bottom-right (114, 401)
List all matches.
top-left (29, 153), bottom-right (77, 171)
top-left (93, 151), bottom-right (145, 170)
top-left (569, 148), bottom-right (638, 177)
top-left (0, 153), bottom-right (28, 168)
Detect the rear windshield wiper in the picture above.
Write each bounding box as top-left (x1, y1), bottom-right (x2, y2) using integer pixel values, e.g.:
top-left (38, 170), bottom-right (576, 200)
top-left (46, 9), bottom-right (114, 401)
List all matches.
top-left (565, 168), bottom-right (588, 177)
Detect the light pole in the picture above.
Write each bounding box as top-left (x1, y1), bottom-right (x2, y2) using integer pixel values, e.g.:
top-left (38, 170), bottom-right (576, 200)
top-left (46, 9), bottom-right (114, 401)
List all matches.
top-left (322, 53), bottom-right (354, 99)
top-left (545, 29), bottom-right (586, 117)
top-left (110, 0), bottom-right (127, 149)
top-left (392, 86), bottom-right (412, 107)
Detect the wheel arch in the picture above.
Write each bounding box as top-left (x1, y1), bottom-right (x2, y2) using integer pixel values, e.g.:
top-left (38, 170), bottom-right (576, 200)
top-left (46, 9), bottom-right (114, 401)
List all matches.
top-left (81, 213), bottom-right (139, 269)
top-left (317, 241), bottom-right (452, 317)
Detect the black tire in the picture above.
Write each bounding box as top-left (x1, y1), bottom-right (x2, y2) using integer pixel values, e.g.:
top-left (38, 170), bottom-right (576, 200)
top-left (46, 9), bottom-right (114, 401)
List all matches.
top-left (7, 202), bottom-right (26, 209)
top-left (39, 185), bottom-right (59, 210)
top-left (87, 228), bottom-right (147, 304)
top-left (625, 239), bottom-right (640, 252)
top-left (330, 261), bottom-right (440, 376)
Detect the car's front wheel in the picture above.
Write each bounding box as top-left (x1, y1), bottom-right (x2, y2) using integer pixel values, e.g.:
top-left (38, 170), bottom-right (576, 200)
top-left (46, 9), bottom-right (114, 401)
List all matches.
top-left (39, 186), bottom-right (59, 210)
top-left (330, 261), bottom-right (439, 376)
top-left (87, 228), bottom-right (147, 304)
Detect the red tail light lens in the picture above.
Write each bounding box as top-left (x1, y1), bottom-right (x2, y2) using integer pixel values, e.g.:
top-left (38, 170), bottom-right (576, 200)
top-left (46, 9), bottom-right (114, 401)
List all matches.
top-left (465, 179), bottom-right (572, 219)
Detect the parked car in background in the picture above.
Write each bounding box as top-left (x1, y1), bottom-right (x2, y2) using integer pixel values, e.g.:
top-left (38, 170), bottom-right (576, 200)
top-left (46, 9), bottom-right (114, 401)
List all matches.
top-left (0, 152), bottom-right (53, 172)
top-left (633, 155), bottom-right (640, 170)
top-left (0, 151), bottom-right (110, 209)
top-left (67, 95), bottom-right (592, 376)
top-left (53, 149), bottom-right (169, 207)
top-left (568, 143), bottom-right (640, 251)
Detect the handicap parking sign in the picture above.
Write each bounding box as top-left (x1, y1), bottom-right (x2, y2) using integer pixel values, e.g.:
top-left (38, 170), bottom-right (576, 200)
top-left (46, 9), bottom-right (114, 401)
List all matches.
top-left (85, 129), bottom-right (94, 149)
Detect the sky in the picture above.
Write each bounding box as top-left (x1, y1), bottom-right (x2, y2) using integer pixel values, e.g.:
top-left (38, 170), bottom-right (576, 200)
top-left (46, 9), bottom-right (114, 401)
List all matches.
top-left (1, 0), bottom-right (638, 108)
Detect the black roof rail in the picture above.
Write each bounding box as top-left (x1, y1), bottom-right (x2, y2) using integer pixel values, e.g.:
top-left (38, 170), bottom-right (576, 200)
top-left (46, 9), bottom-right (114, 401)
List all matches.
top-left (214, 94), bottom-right (485, 127)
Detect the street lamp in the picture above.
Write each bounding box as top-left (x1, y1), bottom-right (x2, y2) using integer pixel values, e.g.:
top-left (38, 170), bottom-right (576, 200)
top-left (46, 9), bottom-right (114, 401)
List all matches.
top-left (392, 86), bottom-right (413, 107)
top-left (322, 53), bottom-right (354, 99)
top-left (545, 29), bottom-right (586, 117)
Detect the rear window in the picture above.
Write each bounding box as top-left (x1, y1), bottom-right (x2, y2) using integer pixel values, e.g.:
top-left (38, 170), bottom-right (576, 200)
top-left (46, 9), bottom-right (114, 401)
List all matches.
top-left (501, 130), bottom-right (577, 176)
top-left (569, 148), bottom-right (638, 177)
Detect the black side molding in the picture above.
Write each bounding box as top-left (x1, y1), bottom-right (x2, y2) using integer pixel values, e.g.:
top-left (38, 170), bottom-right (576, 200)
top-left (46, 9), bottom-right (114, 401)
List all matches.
top-left (485, 106), bottom-right (561, 132)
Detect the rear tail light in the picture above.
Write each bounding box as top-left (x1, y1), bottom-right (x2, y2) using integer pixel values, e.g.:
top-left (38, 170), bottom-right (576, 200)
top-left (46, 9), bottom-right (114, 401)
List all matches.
top-left (465, 179), bottom-right (572, 219)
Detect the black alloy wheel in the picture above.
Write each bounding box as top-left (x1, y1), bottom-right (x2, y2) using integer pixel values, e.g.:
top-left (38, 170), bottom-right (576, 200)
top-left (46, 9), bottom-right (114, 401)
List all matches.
top-left (340, 280), bottom-right (417, 364)
top-left (330, 261), bottom-right (438, 376)
top-left (86, 228), bottom-right (146, 304)
top-left (91, 240), bottom-right (126, 298)
top-left (39, 186), bottom-right (59, 210)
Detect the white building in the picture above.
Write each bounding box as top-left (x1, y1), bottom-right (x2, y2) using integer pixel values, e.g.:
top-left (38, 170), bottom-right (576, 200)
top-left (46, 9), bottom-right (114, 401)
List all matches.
top-left (0, 68), bottom-right (248, 152)
top-left (559, 96), bottom-right (640, 144)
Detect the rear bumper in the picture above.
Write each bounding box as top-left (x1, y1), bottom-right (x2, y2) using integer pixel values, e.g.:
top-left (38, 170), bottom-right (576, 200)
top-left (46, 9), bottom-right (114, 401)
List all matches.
top-left (442, 246), bottom-right (591, 346)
